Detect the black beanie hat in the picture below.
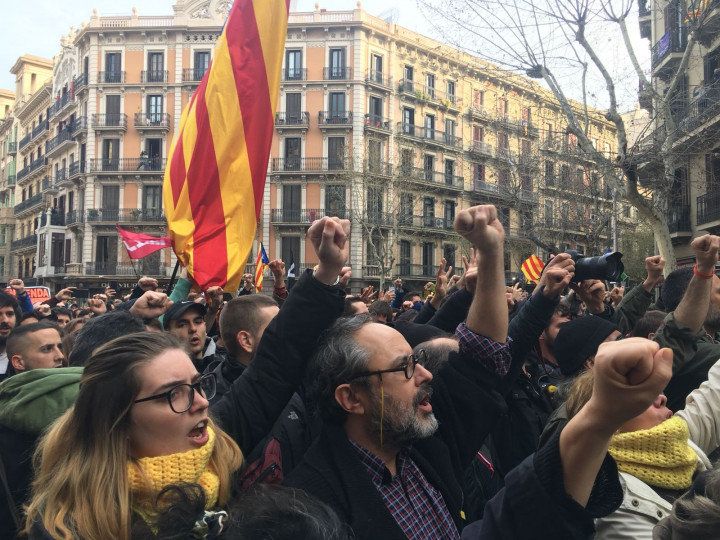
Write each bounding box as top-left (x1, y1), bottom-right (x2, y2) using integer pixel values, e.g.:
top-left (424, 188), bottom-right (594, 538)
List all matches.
top-left (554, 315), bottom-right (619, 376)
top-left (390, 320), bottom-right (448, 348)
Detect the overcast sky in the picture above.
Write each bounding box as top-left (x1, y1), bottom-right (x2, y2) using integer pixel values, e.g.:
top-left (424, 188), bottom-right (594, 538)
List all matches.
top-left (1, 0), bottom-right (645, 110)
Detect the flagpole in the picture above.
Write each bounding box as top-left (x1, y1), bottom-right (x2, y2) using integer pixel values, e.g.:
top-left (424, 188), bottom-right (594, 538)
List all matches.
top-left (129, 258), bottom-right (141, 280)
top-left (166, 260), bottom-right (181, 296)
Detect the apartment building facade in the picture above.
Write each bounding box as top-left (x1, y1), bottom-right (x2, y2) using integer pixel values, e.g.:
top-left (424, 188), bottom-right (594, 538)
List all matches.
top-left (3, 1), bottom-right (627, 291)
top-left (639, 0), bottom-right (720, 264)
top-left (265, 6), bottom-right (624, 286)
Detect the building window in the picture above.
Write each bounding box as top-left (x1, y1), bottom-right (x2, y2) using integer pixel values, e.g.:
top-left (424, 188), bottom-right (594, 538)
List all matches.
top-left (284, 137), bottom-right (301, 170)
top-left (285, 93), bottom-right (301, 123)
top-left (146, 95), bottom-right (164, 124)
top-left (329, 48), bottom-right (346, 79)
top-left (371, 54), bottom-right (383, 83)
top-left (424, 115), bottom-right (435, 139)
top-left (423, 197), bottom-right (435, 227)
top-left (446, 81), bottom-right (455, 102)
top-left (424, 155), bottom-right (435, 181)
top-left (425, 74), bottom-right (435, 98)
top-left (143, 186), bottom-right (162, 213)
top-left (325, 185), bottom-right (346, 217)
top-left (405, 65), bottom-right (414, 81)
top-left (422, 242), bottom-right (434, 276)
top-left (285, 50), bottom-right (302, 80)
top-left (328, 137), bottom-right (345, 170)
top-left (329, 92), bottom-right (346, 118)
top-left (401, 149), bottom-right (414, 174)
top-left (104, 53), bottom-right (122, 83)
top-left (545, 161), bottom-right (555, 186)
top-left (369, 96), bottom-right (383, 124)
top-left (403, 108), bottom-right (415, 134)
top-left (399, 240), bottom-right (411, 275)
top-left (473, 163), bottom-right (485, 184)
top-left (281, 236), bottom-right (301, 268)
top-left (444, 159), bottom-right (455, 185)
top-left (444, 201), bottom-right (455, 230)
top-left (282, 185), bottom-right (301, 221)
top-left (194, 51), bottom-right (210, 80)
top-left (147, 52), bottom-right (164, 82)
top-left (367, 186), bottom-right (383, 218)
top-left (367, 139), bottom-right (382, 172)
top-left (561, 165), bottom-right (571, 189)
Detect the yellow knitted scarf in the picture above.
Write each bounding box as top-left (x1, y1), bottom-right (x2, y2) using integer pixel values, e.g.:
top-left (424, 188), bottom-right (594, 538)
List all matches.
top-left (128, 426), bottom-right (220, 513)
top-left (609, 416), bottom-right (697, 490)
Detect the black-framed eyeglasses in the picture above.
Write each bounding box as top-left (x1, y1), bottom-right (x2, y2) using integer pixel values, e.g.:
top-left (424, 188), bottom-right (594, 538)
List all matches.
top-left (346, 349), bottom-right (427, 382)
top-left (133, 373), bottom-right (217, 413)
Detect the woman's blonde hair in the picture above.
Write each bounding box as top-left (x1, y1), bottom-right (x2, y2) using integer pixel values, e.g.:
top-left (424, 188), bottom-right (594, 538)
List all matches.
top-left (565, 369), bottom-right (595, 420)
top-left (24, 332), bottom-right (243, 540)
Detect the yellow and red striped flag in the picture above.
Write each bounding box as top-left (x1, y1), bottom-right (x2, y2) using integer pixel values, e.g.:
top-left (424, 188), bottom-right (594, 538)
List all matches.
top-left (163, 0), bottom-right (289, 291)
top-left (521, 254), bottom-right (545, 283)
top-left (254, 243), bottom-right (269, 292)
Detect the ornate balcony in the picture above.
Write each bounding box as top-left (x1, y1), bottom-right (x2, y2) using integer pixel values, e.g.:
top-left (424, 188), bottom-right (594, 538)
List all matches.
top-left (397, 166), bottom-right (464, 191)
top-left (141, 70), bottom-right (169, 83)
top-left (468, 140), bottom-right (493, 158)
top-left (19, 133), bottom-right (31, 152)
top-left (14, 194), bottom-right (44, 216)
top-left (65, 210), bottom-right (84, 226)
top-left (274, 111), bottom-right (309, 129)
top-left (98, 71), bottom-right (126, 84)
top-left (318, 111), bottom-right (353, 128)
top-left (182, 67), bottom-right (207, 82)
top-left (85, 261), bottom-right (165, 276)
top-left (397, 80), bottom-right (461, 111)
top-left (92, 114), bottom-right (128, 131)
top-left (651, 27), bottom-right (687, 80)
top-left (7, 141), bottom-right (17, 154)
top-left (68, 161), bottom-right (86, 179)
top-left (323, 67), bottom-right (352, 80)
top-left (134, 113), bottom-right (171, 131)
top-left (365, 69), bottom-right (392, 91)
top-left (270, 208), bottom-right (347, 224)
top-left (45, 130), bottom-right (74, 157)
top-left (49, 93), bottom-right (75, 119)
top-left (395, 122), bottom-right (462, 151)
top-left (74, 72), bottom-right (88, 92)
top-left (364, 114), bottom-right (392, 135)
top-left (32, 120), bottom-right (49, 141)
top-left (86, 208), bottom-right (166, 223)
top-left (11, 234), bottom-right (37, 251)
top-left (281, 68), bottom-right (306, 81)
top-left (71, 116), bottom-right (88, 138)
top-left (270, 157), bottom-right (345, 173)
top-left (88, 157), bottom-right (167, 173)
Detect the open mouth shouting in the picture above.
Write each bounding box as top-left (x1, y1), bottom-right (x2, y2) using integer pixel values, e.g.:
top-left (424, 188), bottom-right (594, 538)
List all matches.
top-left (415, 386), bottom-right (434, 414)
top-left (187, 419), bottom-right (209, 446)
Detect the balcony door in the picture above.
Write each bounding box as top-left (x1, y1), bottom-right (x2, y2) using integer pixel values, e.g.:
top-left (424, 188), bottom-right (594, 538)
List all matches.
top-left (285, 50), bottom-right (302, 80)
top-left (95, 236), bottom-right (118, 273)
top-left (194, 51), bottom-right (210, 80)
top-left (329, 48), bottom-right (346, 79)
top-left (329, 93), bottom-right (345, 122)
top-left (283, 184), bottom-right (301, 222)
top-left (147, 95), bottom-right (163, 125)
top-left (286, 93), bottom-right (301, 123)
top-left (143, 185), bottom-right (162, 218)
top-left (105, 53), bottom-right (121, 82)
top-left (281, 237), bottom-right (301, 271)
top-left (399, 240), bottom-right (411, 276)
top-left (284, 138), bottom-right (301, 170)
top-left (325, 185), bottom-right (346, 218)
top-left (102, 139), bottom-right (119, 171)
top-left (106, 95), bottom-right (121, 127)
top-left (102, 185), bottom-right (120, 222)
top-left (328, 137), bottom-right (345, 170)
top-left (147, 52), bottom-right (164, 81)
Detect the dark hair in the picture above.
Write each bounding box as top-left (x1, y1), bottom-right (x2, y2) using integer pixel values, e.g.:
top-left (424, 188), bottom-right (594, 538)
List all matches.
top-left (133, 484), bottom-right (353, 540)
top-left (554, 302), bottom-right (571, 319)
top-left (220, 295), bottom-right (278, 357)
top-left (50, 307), bottom-right (73, 319)
top-left (405, 291), bottom-right (421, 301)
top-left (661, 266), bottom-right (694, 312)
top-left (413, 337), bottom-right (458, 375)
top-left (62, 331), bottom-right (76, 361)
top-left (6, 321), bottom-right (61, 359)
top-left (21, 312), bottom-right (41, 323)
top-left (342, 297), bottom-right (366, 317)
top-left (631, 310), bottom-right (667, 338)
top-left (368, 300), bottom-right (393, 321)
top-left (307, 315), bottom-right (374, 424)
top-left (68, 311), bottom-right (146, 367)
top-left (0, 290), bottom-right (21, 323)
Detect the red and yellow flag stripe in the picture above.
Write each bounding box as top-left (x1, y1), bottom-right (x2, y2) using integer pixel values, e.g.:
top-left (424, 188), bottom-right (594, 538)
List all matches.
top-left (164, 0), bottom-right (290, 291)
top-left (521, 254), bottom-right (545, 283)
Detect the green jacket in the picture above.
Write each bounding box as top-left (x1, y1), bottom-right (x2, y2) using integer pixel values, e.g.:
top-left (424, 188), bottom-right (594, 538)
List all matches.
top-left (653, 313), bottom-right (720, 411)
top-left (613, 285), bottom-right (653, 336)
top-left (0, 367), bottom-right (82, 434)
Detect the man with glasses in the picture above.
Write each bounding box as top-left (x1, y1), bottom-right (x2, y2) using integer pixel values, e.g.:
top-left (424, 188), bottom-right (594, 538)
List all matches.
top-left (287, 206), bottom-right (538, 537)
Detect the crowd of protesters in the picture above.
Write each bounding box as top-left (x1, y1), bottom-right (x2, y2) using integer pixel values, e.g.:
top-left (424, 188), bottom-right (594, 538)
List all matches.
top-left (1, 205), bottom-right (720, 539)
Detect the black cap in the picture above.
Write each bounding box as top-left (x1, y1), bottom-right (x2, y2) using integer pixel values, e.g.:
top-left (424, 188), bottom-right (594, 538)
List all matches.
top-left (554, 315), bottom-right (619, 376)
top-left (163, 300), bottom-right (207, 330)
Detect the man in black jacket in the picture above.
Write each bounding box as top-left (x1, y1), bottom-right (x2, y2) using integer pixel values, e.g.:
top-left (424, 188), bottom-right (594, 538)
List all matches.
top-left (287, 205), bottom-right (622, 539)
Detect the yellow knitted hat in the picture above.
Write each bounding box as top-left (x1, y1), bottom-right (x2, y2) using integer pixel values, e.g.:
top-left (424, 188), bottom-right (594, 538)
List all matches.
top-left (128, 425), bottom-right (220, 510)
top-left (609, 416), bottom-right (697, 490)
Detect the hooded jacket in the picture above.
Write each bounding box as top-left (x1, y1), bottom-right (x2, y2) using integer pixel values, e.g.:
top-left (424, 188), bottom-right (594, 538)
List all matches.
top-left (0, 367), bottom-right (82, 539)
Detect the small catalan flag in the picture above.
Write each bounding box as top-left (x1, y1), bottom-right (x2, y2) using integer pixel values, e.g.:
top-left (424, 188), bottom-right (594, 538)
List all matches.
top-left (521, 254), bottom-right (545, 283)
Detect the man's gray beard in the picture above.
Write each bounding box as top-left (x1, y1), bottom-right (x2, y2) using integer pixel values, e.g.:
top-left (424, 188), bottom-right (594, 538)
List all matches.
top-left (368, 386), bottom-right (438, 448)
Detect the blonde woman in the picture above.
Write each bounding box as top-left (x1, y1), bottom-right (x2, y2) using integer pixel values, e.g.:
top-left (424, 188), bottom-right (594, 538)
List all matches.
top-left (25, 217), bottom-right (351, 539)
top-left (565, 354), bottom-right (720, 539)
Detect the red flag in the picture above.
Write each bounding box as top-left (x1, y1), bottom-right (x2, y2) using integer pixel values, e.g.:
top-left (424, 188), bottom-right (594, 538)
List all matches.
top-left (117, 226), bottom-right (171, 260)
top-left (521, 254), bottom-right (545, 283)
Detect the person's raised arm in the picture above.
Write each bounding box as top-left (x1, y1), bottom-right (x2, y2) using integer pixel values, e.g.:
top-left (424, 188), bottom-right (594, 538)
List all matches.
top-left (560, 338), bottom-right (672, 506)
top-left (210, 217), bottom-right (349, 453)
top-left (454, 205), bottom-right (506, 342)
top-left (673, 235), bottom-right (719, 332)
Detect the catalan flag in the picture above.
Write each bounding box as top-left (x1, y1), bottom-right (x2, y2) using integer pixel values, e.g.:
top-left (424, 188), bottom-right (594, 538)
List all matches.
top-left (521, 254), bottom-right (545, 283)
top-left (254, 243), bottom-right (270, 292)
top-left (163, 0), bottom-right (290, 291)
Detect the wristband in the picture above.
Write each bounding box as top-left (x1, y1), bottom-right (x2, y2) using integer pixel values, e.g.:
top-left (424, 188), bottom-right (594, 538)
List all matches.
top-left (274, 284), bottom-right (286, 290)
top-left (694, 264), bottom-right (715, 279)
top-left (313, 270), bottom-right (340, 286)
